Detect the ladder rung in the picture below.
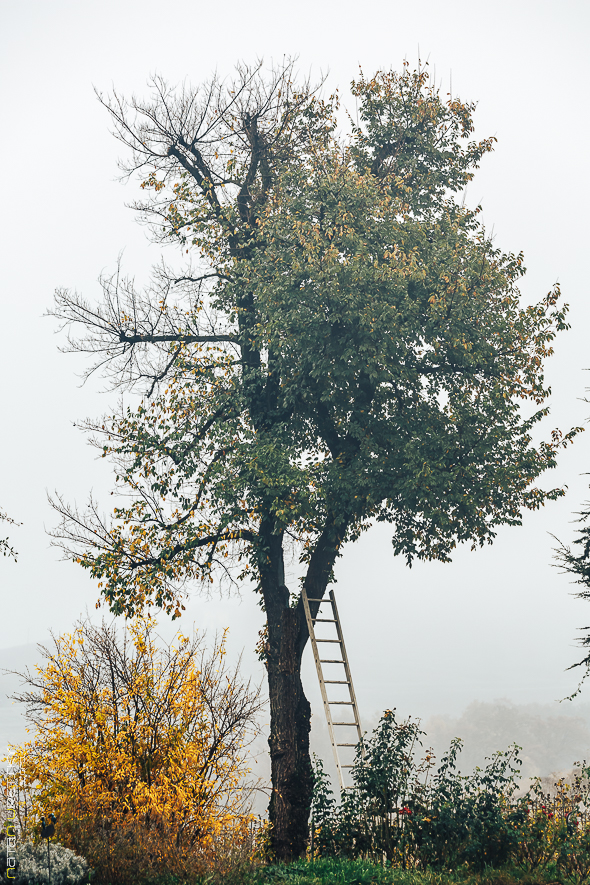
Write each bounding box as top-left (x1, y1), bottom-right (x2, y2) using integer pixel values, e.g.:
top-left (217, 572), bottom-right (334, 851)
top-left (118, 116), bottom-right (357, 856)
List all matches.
top-left (302, 587), bottom-right (364, 791)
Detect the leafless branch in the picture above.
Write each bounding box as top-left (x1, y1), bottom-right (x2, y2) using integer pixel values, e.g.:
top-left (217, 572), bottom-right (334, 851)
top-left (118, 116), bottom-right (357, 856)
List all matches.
top-left (0, 507), bottom-right (20, 561)
top-left (48, 258), bottom-right (237, 391)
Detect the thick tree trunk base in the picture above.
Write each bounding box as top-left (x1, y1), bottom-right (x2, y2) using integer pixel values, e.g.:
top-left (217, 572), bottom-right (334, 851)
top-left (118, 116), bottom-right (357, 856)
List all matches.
top-left (267, 606), bottom-right (313, 861)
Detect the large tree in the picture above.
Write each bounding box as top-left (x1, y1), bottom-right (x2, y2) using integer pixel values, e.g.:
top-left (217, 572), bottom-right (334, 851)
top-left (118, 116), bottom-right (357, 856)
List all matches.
top-left (51, 60), bottom-right (578, 858)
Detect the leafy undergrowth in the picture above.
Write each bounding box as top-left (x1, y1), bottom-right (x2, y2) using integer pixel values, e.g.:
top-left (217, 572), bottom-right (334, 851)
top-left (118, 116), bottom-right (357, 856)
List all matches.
top-left (200, 858), bottom-right (566, 885)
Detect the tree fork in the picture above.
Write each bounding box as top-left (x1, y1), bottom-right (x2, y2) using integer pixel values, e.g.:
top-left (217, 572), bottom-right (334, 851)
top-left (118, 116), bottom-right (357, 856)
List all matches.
top-left (260, 516), bottom-right (350, 858)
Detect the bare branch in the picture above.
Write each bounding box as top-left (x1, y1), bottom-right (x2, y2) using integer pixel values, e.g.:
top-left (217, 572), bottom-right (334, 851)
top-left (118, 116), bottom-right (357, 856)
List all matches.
top-left (49, 258), bottom-right (238, 391)
top-left (0, 507), bottom-right (19, 561)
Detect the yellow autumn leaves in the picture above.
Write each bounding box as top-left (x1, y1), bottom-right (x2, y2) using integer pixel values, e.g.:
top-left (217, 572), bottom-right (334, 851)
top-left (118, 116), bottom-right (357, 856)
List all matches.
top-left (5, 617), bottom-right (262, 884)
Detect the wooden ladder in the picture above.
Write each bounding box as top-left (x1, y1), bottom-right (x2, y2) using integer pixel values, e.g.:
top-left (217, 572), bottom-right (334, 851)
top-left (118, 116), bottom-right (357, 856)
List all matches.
top-left (302, 587), bottom-right (364, 789)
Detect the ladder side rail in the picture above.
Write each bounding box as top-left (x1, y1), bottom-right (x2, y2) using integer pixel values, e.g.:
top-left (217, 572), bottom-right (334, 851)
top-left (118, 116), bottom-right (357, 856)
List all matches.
top-left (329, 589), bottom-right (364, 754)
top-left (301, 588), bottom-right (346, 789)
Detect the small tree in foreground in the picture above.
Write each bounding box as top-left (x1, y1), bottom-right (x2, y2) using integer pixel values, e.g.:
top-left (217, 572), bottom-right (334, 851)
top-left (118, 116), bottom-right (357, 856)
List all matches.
top-left (7, 618), bottom-right (261, 884)
top-left (50, 60), bottom-right (579, 858)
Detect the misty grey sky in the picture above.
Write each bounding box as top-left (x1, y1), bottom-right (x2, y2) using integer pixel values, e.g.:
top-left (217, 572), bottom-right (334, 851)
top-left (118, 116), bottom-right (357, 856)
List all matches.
top-left (1, 0), bottom-right (590, 749)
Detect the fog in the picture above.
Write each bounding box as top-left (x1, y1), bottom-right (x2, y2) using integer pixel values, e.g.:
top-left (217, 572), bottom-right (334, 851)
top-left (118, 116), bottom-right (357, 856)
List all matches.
top-left (1, 0), bottom-right (590, 794)
top-left (5, 642), bottom-right (590, 809)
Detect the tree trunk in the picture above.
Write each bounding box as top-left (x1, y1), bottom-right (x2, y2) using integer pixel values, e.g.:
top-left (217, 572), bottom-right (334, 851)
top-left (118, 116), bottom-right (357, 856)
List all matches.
top-left (266, 601), bottom-right (313, 860)
top-left (261, 515), bottom-right (351, 859)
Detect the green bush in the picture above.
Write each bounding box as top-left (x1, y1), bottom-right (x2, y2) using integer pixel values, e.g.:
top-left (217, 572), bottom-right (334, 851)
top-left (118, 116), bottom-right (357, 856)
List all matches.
top-left (311, 711), bottom-right (590, 881)
top-left (510, 769), bottom-right (590, 885)
top-left (311, 710), bottom-right (524, 870)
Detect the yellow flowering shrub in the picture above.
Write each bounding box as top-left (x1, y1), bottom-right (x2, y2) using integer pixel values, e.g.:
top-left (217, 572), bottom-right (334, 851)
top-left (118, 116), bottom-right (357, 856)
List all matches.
top-left (7, 617), bottom-right (262, 884)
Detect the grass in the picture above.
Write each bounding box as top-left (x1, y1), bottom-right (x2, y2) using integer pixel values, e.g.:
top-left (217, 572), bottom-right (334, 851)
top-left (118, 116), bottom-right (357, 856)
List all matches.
top-left (194, 857), bottom-right (567, 885)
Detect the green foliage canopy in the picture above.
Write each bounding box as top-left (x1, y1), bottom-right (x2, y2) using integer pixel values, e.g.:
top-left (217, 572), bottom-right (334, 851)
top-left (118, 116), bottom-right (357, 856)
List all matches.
top-left (51, 62), bottom-right (577, 618)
